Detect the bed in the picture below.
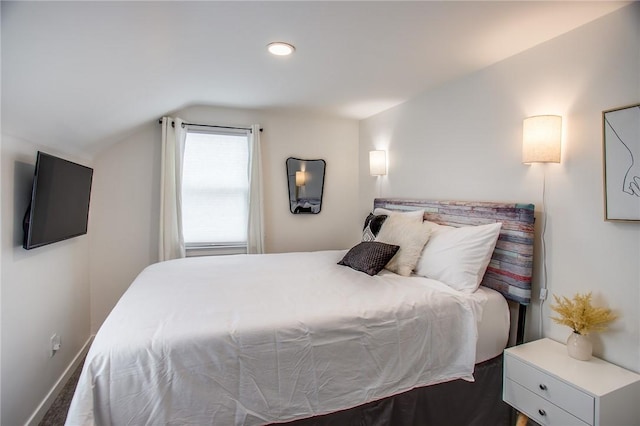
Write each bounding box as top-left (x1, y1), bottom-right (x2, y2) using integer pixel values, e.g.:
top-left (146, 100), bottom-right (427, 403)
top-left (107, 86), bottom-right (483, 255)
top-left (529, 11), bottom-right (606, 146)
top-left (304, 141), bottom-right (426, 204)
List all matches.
top-left (66, 199), bottom-right (534, 426)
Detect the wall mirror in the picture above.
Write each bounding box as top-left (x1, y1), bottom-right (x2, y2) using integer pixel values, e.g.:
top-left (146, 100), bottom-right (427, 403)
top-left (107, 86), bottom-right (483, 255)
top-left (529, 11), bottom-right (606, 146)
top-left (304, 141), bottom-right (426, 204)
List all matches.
top-left (286, 157), bottom-right (326, 214)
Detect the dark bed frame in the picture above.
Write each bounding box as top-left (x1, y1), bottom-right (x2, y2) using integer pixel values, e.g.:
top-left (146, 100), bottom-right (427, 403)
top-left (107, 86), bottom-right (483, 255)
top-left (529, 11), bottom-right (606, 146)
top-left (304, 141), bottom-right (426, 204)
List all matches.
top-left (280, 199), bottom-right (535, 426)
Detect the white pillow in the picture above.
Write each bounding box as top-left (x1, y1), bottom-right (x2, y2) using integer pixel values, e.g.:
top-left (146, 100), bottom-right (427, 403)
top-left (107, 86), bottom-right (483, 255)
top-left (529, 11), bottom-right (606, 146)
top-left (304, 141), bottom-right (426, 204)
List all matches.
top-left (373, 208), bottom-right (424, 222)
top-left (415, 222), bottom-right (502, 293)
top-left (375, 214), bottom-right (432, 276)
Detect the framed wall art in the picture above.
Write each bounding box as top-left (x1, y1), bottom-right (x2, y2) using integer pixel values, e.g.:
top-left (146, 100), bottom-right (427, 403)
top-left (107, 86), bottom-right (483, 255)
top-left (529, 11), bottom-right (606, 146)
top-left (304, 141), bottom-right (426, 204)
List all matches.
top-left (602, 103), bottom-right (640, 222)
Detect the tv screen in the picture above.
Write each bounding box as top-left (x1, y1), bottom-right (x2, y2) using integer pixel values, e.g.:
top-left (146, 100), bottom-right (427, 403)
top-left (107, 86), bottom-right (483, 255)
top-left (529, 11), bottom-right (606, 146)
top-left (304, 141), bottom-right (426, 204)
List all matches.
top-left (23, 151), bottom-right (93, 250)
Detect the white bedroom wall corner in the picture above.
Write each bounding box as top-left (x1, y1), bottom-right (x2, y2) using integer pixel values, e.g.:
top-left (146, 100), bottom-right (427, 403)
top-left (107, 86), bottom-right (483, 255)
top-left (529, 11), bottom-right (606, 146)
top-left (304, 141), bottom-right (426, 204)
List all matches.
top-left (89, 121), bottom-right (161, 333)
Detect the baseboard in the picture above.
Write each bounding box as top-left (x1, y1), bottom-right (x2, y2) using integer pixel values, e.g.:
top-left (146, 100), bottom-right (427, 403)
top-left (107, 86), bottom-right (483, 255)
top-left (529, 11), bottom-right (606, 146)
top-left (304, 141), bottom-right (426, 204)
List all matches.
top-left (25, 335), bottom-right (95, 426)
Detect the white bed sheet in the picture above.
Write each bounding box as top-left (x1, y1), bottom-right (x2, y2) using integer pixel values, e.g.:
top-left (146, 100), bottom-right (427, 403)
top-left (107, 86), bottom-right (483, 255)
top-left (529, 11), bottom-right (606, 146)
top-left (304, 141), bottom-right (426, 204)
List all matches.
top-left (474, 286), bottom-right (510, 363)
top-left (66, 250), bottom-right (495, 426)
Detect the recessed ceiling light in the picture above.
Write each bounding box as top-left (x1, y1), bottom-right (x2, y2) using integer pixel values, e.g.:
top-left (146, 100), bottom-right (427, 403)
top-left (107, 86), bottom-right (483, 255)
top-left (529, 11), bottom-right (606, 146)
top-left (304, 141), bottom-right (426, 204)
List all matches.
top-left (267, 42), bottom-right (295, 56)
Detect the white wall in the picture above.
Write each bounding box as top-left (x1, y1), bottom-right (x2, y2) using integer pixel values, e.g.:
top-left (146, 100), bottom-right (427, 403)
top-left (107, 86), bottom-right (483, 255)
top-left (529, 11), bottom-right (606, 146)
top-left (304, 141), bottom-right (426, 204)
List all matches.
top-left (88, 123), bottom-right (162, 333)
top-left (0, 134), bottom-right (91, 425)
top-left (359, 4), bottom-right (640, 371)
top-left (89, 106), bottom-right (360, 331)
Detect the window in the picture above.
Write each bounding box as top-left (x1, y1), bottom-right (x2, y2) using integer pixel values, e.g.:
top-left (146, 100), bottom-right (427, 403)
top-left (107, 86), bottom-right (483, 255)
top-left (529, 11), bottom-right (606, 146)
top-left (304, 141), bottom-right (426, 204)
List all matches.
top-left (181, 127), bottom-right (250, 255)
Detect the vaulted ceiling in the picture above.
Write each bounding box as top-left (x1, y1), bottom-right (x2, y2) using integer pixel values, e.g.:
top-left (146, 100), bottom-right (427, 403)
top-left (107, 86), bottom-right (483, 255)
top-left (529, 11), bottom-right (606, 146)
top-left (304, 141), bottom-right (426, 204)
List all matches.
top-left (1, 1), bottom-right (629, 155)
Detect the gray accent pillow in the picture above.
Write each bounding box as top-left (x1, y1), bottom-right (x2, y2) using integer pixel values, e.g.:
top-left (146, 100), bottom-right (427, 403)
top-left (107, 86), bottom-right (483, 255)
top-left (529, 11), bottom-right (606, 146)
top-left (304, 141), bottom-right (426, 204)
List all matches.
top-left (338, 241), bottom-right (400, 276)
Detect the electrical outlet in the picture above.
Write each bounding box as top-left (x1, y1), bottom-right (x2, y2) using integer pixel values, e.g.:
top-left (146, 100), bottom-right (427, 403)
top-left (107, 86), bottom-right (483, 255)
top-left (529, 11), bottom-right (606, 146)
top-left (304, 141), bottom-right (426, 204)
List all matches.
top-left (50, 334), bottom-right (61, 358)
top-left (539, 288), bottom-right (548, 301)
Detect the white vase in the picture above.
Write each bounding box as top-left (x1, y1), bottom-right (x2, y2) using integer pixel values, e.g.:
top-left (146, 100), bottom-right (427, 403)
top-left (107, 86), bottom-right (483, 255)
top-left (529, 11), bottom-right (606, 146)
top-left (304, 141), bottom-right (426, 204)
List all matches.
top-left (567, 332), bottom-right (592, 361)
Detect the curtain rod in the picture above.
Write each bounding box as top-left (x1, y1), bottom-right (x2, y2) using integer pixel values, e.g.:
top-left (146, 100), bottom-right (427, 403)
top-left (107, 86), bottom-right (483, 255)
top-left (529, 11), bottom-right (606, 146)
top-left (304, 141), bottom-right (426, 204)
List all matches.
top-left (158, 119), bottom-right (262, 133)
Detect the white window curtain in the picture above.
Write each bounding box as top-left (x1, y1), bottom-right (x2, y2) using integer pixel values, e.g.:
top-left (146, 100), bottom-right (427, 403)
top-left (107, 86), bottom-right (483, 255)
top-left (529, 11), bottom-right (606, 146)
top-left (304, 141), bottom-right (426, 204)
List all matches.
top-left (159, 117), bottom-right (187, 261)
top-left (247, 124), bottom-right (264, 254)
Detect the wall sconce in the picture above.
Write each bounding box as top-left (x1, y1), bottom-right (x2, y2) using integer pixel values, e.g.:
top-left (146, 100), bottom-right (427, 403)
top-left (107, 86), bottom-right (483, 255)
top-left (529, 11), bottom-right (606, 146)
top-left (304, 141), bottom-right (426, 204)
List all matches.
top-left (369, 150), bottom-right (387, 176)
top-left (295, 171), bottom-right (306, 187)
top-left (522, 115), bottom-right (562, 164)
top-left (522, 114), bottom-right (562, 336)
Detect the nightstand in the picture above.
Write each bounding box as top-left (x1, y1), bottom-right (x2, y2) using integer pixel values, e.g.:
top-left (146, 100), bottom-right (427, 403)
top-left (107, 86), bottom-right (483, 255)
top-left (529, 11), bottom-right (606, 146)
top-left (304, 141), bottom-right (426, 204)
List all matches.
top-left (503, 338), bottom-right (640, 426)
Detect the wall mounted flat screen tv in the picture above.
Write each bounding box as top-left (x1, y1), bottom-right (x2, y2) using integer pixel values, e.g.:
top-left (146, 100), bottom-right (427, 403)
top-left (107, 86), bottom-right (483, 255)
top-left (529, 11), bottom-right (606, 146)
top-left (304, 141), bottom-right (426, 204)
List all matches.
top-left (23, 151), bottom-right (93, 250)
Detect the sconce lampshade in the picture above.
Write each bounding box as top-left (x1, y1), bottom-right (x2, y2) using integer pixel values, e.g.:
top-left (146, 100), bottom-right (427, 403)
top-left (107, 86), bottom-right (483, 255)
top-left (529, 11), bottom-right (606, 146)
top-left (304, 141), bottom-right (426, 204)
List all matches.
top-left (369, 150), bottom-right (387, 176)
top-left (295, 171), bottom-right (306, 187)
top-left (522, 115), bottom-right (562, 163)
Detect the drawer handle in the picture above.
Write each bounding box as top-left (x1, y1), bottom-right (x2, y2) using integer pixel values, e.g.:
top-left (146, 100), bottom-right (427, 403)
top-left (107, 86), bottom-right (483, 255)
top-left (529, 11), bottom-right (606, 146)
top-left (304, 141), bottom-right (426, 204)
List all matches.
top-left (539, 384), bottom-right (547, 391)
top-left (538, 409), bottom-right (546, 417)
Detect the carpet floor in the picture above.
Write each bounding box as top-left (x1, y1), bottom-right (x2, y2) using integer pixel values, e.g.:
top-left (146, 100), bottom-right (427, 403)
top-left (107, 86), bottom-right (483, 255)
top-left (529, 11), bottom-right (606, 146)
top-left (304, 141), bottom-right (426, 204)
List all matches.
top-left (39, 358), bottom-right (84, 426)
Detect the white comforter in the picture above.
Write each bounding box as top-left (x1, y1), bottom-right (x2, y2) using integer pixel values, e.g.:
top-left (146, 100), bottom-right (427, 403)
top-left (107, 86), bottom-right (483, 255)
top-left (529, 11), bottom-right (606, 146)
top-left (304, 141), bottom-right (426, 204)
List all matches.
top-left (66, 250), bottom-right (486, 425)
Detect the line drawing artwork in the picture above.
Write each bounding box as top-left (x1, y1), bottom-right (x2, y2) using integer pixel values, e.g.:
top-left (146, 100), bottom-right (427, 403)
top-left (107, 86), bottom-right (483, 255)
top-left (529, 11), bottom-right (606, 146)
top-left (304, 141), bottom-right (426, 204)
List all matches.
top-left (605, 106), bottom-right (640, 196)
top-left (603, 104), bottom-right (640, 221)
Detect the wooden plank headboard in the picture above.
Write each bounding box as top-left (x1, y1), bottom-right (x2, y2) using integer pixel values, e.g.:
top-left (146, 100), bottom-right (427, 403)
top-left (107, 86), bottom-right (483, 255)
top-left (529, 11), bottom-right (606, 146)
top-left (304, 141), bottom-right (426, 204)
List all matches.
top-left (373, 198), bottom-right (535, 306)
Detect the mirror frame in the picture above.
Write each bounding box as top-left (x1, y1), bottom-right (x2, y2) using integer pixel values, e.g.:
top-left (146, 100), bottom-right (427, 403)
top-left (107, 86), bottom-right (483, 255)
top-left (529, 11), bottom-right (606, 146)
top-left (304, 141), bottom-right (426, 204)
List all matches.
top-left (286, 157), bottom-right (326, 214)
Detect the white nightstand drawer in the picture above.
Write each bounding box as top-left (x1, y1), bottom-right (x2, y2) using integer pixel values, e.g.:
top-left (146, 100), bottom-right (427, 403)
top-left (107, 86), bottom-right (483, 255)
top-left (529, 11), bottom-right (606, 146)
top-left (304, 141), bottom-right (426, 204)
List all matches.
top-left (505, 354), bottom-right (594, 424)
top-left (504, 339), bottom-right (640, 426)
top-left (504, 379), bottom-right (590, 426)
